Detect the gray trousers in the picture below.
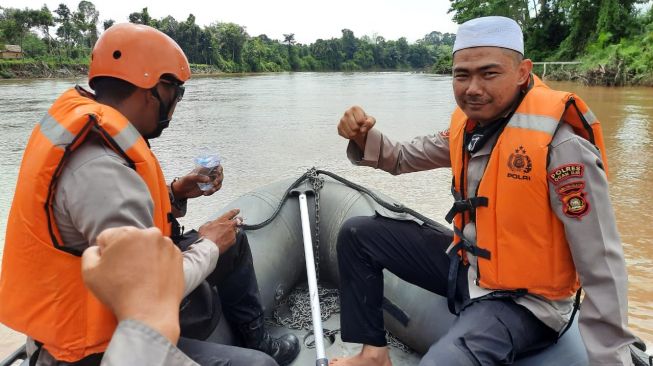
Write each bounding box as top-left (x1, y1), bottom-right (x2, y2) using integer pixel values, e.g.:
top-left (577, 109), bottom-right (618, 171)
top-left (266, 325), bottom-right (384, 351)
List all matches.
top-left (177, 337), bottom-right (276, 366)
top-left (337, 216), bottom-right (557, 365)
top-left (177, 231), bottom-right (276, 366)
top-left (419, 299), bottom-right (557, 365)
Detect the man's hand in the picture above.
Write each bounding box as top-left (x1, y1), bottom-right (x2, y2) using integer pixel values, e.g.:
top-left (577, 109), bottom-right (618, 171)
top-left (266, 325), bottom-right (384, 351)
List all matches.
top-left (81, 227), bottom-right (184, 344)
top-left (198, 209), bottom-right (241, 254)
top-left (172, 165), bottom-right (224, 199)
top-left (338, 105), bottom-right (376, 149)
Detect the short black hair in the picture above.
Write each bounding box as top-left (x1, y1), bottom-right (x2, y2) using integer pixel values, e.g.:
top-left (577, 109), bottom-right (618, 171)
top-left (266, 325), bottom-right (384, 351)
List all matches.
top-left (91, 77), bottom-right (137, 103)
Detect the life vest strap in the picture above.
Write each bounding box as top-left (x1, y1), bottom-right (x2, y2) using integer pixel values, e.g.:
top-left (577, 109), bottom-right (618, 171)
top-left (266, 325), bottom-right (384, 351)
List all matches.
top-left (450, 228), bottom-right (491, 260)
top-left (557, 288), bottom-right (582, 340)
top-left (445, 196), bottom-right (489, 224)
top-left (445, 236), bottom-right (491, 315)
top-left (446, 249), bottom-right (463, 315)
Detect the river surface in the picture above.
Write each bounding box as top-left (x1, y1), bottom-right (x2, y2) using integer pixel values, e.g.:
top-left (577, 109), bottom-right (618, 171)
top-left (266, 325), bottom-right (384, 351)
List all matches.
top-left (0, 73), bottom-right (651, 359)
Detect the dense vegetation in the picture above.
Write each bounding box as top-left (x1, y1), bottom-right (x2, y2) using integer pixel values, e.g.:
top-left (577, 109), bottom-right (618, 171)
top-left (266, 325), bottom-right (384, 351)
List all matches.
top-left (1, 1), bottom-right (653, 85)
top-left (0, 2), bottom-right (455, 76)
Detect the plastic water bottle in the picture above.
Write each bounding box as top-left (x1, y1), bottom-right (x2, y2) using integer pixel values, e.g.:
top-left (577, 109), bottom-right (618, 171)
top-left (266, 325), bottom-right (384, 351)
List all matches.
top-left (194, 149), bottom-right (221, 191)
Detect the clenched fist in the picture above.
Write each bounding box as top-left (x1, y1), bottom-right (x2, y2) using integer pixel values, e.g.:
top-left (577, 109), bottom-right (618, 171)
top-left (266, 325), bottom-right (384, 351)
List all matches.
top-left (337, 105), bottom-right (376, 149)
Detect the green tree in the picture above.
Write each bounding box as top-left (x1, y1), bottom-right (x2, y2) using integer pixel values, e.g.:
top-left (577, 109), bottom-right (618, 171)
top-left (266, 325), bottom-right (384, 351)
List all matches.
top-left (209, 22), bottom-right (248, 65)
top-left (396, 37), bottom-right (410, 66)
top-left (408, 42), bottom-right (434, 69)
top-left (595, 0), bottom-right (646, 43)
top-left (283, 33), bottom-right (300, 70)
top-left (353, 43), bottom-right (375, 69)
top-left (73, 1), bottom-right (99, 48)
top-left (0, 8), bottom-right (42, 50)
top-left (103, 19), bottom-right (114, 31)
top-left (448, 0), bottom-right (531, 26)
top-left (157, 15), bottom-right (179, 37)
top-left (554, 0), bottom-right (601, 59)
top-left (341, 28), bottom-right (358, 60)
top-left (422, 31), bottom-right (444, 46)
top-left (310, 38), bottom-right (343, 70)
top-left (22, 32), bottom-right (47, 57)
top-left (128, 7), bottom-right (153, 26)
top-left (524, 0), bottom-right (567, 60)
top-left (54, 4), bottom-right (77, 59)
top-left (177, 15), bottom-right (204, 64)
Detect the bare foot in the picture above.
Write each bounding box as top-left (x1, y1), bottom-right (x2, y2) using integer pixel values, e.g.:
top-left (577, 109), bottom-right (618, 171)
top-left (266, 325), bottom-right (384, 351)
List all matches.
top-left (329, 345), bottom-right (392, 366)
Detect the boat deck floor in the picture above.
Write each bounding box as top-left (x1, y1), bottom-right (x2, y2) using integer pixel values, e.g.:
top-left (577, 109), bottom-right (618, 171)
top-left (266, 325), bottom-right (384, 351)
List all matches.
top-left (267, 314), bottom-right (421, 366)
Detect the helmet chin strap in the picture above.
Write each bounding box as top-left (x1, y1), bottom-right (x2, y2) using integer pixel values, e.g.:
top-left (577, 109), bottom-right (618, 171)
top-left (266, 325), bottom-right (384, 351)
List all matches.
top-left (144, 87), bottom-right (173, 140)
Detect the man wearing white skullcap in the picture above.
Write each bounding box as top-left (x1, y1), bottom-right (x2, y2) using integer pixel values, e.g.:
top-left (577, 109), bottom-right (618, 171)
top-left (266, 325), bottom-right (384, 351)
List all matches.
top-left (332, 15), bottom-right (637, 366)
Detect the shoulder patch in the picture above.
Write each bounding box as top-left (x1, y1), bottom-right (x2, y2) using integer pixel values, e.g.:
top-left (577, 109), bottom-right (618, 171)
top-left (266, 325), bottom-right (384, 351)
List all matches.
top-left (438, 128), bottom-right (450, 138)
top-left (548, 163), bottom-right (584, 185)
top-left (557, 181), bottom-right (590, 219)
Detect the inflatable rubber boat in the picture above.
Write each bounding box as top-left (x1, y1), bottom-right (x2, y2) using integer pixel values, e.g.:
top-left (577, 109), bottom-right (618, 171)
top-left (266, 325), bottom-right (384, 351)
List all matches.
top-left (203, 169), bottom-right (652, 366)
top-left (1, 169), bottom-right (650, 366)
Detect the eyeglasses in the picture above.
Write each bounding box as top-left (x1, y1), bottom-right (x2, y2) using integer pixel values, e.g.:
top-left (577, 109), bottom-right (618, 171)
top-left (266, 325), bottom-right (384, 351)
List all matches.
top-left (159, 78), bottom-right (185, 103)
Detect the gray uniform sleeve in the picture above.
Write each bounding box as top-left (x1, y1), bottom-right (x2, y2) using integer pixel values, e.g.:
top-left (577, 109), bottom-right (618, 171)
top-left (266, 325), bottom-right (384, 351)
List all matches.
top-left (57, 152), bottom-right (155, 246)
top-left (57, 146), bottom-right (219, 296)
top-left (182, 238), bottom-right (220, 297)
top-left (548, 126), bottom-right (636, 365)
top-left (346, 128), bottom-right (452, 174)
top-left (101, 320), bottom-right (198, 366)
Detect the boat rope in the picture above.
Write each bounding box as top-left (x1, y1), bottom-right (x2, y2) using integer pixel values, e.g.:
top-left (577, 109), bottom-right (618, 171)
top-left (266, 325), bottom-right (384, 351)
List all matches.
top-left (240, 167), bottom-right (443, 231)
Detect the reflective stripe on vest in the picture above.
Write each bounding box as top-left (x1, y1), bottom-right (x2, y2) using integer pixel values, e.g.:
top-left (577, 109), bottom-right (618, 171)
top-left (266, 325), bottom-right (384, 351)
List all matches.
top-left (448, 75), bottom-right (606, 300)
top-left (0, 87), bottom-right (172, 361)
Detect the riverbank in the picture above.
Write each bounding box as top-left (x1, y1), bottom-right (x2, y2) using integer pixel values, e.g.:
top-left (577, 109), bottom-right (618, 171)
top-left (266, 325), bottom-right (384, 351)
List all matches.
top-left (0, 60), bottom-right (224, 79)
top-left (2, 59), bottom-right (653, 87)
top-left (543, 63), bottom-right (653, 87)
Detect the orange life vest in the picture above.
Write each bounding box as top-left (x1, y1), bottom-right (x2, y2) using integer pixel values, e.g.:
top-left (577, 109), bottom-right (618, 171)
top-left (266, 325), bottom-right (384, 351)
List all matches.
top-left (0, 87), bottom-right (172, 362)
top-left (448, 75), bottom-right (607, 300)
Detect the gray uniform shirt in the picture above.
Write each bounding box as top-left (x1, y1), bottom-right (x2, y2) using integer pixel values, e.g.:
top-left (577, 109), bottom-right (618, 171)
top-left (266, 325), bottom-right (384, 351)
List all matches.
top-left (101, 320), bottom-right (198, 366)
top-left (348, 123), bottom-right (635, 365)
top-left (29, 130), bottom-right (219, 365)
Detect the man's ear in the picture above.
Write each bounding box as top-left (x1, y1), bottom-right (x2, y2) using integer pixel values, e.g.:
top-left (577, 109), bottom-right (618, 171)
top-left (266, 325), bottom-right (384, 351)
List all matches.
top-left (518, 58), bottom-right (533, 85)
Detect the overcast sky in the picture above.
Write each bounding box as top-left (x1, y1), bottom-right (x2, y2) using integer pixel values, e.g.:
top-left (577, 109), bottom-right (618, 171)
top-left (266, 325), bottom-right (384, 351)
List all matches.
top-left (5, 0), bottom-right (459, 44)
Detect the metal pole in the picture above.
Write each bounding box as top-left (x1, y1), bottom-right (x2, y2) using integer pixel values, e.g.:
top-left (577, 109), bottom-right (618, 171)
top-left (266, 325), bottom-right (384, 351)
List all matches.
top-left (297, 193), bottom-right (328, 366)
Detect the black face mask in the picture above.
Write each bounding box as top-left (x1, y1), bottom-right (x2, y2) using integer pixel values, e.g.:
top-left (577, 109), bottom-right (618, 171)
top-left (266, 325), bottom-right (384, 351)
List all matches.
top-left (143, 87), bottom-right (172, 140)
top-left (143, 81), bottom-right (184, 140)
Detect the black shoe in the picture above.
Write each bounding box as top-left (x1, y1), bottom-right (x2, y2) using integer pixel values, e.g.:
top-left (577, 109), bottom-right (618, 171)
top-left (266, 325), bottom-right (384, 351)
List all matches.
top-left (239, 316), bottom-right (300, 366)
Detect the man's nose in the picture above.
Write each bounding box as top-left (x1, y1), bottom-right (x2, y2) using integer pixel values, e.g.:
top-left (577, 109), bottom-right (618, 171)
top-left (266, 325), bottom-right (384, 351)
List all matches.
top-left (466, 76), bottom-right (483, 96)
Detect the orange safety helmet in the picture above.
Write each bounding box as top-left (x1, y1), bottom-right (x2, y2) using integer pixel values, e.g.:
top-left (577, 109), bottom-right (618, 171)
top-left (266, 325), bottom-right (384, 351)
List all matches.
top-left (89, 23), bottom-right (191, 89)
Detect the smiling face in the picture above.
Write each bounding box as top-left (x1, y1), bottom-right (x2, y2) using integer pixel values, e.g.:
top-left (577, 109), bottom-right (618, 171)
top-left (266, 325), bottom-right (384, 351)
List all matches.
top-left (452, 47), bottom-right (532, 124)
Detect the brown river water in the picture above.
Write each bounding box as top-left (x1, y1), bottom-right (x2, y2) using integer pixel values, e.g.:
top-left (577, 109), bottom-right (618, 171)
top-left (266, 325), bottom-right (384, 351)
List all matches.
top-left (0, 73), bottom-right (651, 359)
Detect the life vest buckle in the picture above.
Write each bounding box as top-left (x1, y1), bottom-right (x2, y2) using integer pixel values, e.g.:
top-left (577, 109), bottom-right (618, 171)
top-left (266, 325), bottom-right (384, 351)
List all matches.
top-left (445, 196), bottom-right (489, 223)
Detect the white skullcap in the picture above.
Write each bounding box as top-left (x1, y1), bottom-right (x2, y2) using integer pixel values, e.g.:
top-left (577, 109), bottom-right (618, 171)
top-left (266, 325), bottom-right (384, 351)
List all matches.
top-left (453, 16), bottom-right (524, 55)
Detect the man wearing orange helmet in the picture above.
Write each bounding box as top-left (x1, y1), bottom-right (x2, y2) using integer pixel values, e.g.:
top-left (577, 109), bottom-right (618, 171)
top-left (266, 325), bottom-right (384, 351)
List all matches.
top-left (0, 23), bottom-right (299, 366)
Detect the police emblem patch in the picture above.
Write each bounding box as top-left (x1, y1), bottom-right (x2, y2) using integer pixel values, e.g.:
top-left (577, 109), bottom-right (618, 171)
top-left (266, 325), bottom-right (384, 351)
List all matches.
top-left (557, 181), bottom-right (590, 219)
top-left (506, 146), bottom-right (532, 180)
top-left (548, 163), bottom-right (584, 185)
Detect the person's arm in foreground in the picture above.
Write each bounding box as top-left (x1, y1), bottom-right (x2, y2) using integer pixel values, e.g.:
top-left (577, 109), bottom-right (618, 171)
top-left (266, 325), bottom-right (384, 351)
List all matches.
top-left (81, 226), bottom-right (198, 366)
top-left (338, 105), bottom-right (451, 173)
top-left (548, 130), bottom-right (636, 365)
